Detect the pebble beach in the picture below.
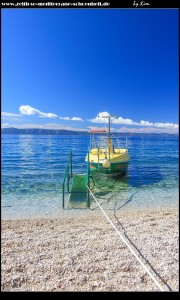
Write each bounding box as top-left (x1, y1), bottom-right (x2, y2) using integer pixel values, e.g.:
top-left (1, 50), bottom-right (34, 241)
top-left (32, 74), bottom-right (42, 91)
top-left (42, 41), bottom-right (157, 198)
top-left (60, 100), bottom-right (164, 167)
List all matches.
top-left (1, 207), bottom-right (179, 292)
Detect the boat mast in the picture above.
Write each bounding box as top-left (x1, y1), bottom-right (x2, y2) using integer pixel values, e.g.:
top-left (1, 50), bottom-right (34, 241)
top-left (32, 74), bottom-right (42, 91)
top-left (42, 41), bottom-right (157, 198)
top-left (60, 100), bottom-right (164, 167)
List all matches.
top-left (102, 115), bottom-right (114, 147)
top-left (108, 116), bottom-right (110, 145)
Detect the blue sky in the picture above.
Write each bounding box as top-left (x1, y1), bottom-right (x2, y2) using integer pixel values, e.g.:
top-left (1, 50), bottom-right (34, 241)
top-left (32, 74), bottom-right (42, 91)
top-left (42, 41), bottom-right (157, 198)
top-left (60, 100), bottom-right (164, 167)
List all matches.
top-left (2, 8), bottom-right (179, 133)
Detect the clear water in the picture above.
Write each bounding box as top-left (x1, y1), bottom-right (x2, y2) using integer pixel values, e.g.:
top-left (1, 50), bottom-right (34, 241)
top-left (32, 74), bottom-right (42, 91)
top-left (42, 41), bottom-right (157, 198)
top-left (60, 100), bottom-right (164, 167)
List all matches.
top-left (1, 134), bottom-right (179, 219)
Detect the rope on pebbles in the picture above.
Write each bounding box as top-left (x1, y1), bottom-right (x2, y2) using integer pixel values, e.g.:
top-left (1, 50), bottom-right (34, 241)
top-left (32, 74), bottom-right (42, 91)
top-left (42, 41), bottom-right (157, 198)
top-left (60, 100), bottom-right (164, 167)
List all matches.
top-left (87, 185), bottom-right (171, 292)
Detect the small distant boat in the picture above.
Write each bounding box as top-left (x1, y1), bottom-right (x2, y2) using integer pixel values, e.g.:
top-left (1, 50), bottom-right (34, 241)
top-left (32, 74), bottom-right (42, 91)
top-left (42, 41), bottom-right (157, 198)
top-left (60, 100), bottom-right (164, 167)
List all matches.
top-left (85, 115), bottom-right (130, 176)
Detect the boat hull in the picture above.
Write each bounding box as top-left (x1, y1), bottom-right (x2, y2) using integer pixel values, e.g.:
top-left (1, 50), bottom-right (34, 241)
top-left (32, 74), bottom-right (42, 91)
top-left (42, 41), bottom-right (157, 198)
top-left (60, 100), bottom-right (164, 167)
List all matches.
top-left (89, 161), bottom-right (129, 175)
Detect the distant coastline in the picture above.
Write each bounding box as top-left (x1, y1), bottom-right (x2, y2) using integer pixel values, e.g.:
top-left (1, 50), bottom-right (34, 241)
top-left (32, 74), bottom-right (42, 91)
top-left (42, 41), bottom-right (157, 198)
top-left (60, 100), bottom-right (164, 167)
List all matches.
top-left (1, 127), bottom-right (178, 136)
top-left (1, 127), bottom-right (88, 135)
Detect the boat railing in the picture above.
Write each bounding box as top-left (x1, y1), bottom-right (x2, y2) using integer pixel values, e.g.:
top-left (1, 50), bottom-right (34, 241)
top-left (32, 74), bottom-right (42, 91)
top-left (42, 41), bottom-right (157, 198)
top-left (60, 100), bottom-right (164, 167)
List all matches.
top-left (91, 136), bottom-right (128, 154)
top-left (99, 138), bottom-right (107, 150)
top-left (111, 137), bottom-right (128, 153)
top-left (86, 152), bottom-right (90, 207)
top-left (117, 138), bottom-right (120, 149)
top-left (91, 137), bottom-right (97, 149)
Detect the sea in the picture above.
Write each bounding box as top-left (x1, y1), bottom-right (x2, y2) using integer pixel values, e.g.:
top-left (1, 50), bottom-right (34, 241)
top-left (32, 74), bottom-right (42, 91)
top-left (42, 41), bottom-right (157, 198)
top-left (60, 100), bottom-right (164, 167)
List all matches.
top-left (1, 134), bottom-right (179, 219)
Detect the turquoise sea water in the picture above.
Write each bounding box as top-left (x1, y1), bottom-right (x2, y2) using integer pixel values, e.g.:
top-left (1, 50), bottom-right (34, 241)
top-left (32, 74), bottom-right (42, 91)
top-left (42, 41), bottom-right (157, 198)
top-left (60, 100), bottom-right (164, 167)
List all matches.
top-left (1, 134), bottom-right (179, 219)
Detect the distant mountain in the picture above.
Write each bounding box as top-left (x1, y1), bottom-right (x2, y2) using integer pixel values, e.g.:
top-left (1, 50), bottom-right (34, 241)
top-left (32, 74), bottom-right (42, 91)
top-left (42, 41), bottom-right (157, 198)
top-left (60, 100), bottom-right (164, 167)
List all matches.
top-left (1, 127), bottom-right (89, 135)
top-left (1, 127), bottom-right (178, 136)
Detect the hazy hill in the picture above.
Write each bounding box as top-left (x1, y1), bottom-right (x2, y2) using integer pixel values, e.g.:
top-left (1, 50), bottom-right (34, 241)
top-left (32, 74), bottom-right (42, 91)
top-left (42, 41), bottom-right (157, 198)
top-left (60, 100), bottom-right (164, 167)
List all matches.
top-left (1, 127), bottom-right (89, 135)
top-left (1, 127), bottom-right (177, 136)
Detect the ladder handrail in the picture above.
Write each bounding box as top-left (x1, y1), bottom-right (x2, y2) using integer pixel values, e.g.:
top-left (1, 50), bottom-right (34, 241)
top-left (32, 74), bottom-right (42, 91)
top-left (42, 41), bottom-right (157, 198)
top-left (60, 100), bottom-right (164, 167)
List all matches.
top-left (86, 151), bottom-right (90, 208)
top-left (63, 150), bottom-right (90, 209)
top-left (62, 150), bottom-right (72, 209)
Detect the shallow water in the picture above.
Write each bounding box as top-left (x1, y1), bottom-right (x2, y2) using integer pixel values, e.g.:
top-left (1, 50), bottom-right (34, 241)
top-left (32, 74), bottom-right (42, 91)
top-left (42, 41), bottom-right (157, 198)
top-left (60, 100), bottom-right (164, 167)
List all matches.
top-left (1, 134), bottom-right (179, 219)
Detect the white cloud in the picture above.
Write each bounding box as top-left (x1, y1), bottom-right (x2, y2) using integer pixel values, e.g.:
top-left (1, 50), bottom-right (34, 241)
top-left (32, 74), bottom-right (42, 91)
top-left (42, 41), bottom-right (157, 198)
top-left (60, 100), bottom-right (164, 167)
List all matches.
top-left (98, 112), bottom-right (110, 118)
top-left (2, 111), bottom-right (24, 122)
top-left (19, 105), bottom-right (58, 118)
top-left (154, 122), bottom-right (179, 129)
top-left (88, 112), bottom-right (179, 129)
top-left (88, 112), bottom-right (134, 125)
top-left (59, 116), bottom-right (83, 121)
top-left (88, 111), bottom-right (110, 123)
top-left (112, 117), bottom-right (135, 125)
top-left (87, 125), bottom-right (178, 134)
top-left (39, 113), bottom-right (58, 118)
top-left (71, 117), bottom-right (83, 121)
top-left (19, 105), bottom-right (40, 115)
top-left (6, 118), bottom-right (22, 122)
top-left (59, 117), bottom-right (70, 120)
top-left (2, 112), bottom-right (22, 117)
top-left (139, 120), bottom-right (154, 126)
top-left (2, 123), bottom-right (9, 128)
top-left (116, 126), bottom-right (179, 134)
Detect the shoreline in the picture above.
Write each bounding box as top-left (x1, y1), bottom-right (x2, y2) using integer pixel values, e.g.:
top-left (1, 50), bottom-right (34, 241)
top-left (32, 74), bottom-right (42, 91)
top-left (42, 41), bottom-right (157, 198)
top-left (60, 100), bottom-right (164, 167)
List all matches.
top-left (1, 197), bottom-right (178, 221)
top-left (1, 207), bottom-right (179, 291)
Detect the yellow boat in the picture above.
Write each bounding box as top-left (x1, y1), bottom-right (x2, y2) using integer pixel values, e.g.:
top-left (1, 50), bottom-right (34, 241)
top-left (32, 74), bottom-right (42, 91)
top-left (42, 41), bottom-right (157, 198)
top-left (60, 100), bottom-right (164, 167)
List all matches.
top-left (85, 116), bottom-right (130, 175)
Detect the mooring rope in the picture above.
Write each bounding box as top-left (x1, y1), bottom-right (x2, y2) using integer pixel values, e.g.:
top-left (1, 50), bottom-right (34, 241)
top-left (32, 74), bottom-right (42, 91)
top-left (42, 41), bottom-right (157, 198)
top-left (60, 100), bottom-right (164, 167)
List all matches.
top-left (87, 184), bottom-right (167, 292)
